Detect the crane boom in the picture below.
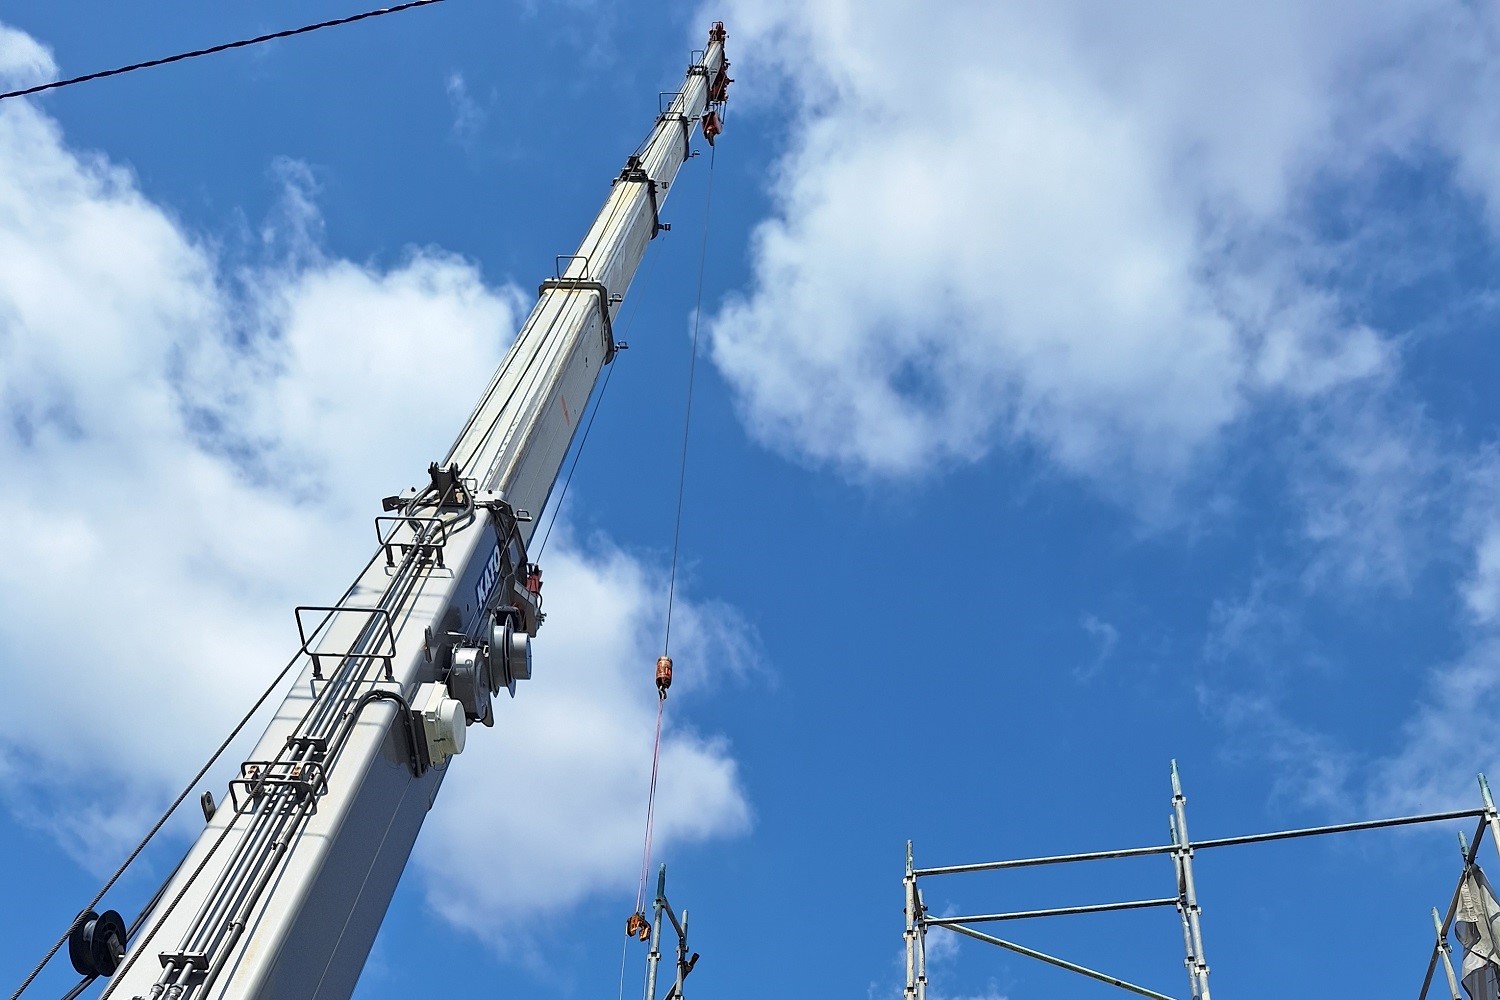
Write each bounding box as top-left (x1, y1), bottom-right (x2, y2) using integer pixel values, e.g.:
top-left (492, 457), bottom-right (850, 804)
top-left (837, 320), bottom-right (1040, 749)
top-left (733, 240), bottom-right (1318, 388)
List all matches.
top-left (99, 24), bottom-right (729, 999)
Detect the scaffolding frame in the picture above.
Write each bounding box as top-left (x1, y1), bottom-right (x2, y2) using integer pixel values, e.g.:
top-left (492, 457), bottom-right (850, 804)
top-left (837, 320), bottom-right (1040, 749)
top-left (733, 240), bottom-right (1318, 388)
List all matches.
top-left (644, 865), bottom-right (699, 1000)
top-left (903, 762), bottom-right (1500, 1000)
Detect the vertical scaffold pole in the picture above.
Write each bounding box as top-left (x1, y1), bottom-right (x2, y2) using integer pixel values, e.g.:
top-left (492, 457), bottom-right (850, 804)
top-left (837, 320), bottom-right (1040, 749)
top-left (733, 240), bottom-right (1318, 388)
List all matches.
top-left (676, 909), bottom-right (690, 1000)
top-left (915, 885), bottom-right (928, 1000)
top-left (905, 841), bottom-right (920, 1000)
top-left (646, 866), bottom-right (667, 1000)
top-left (1480, 774), bottom-right (1500, 864)
top-left (1170, 761), bottom-right (1212, 1000)
top-left (1432, 906), bottom-right (1463, 1000)
top-left (1169, 815), bottom-right (1199, 999)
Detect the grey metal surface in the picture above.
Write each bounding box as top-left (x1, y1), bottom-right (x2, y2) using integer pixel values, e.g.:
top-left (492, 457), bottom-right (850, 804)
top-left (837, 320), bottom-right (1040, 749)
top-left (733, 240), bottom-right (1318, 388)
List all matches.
top-left (103, 27), bottom-right (728, 1000)
top-left (1169, 762), bottom-right (1211, 1000)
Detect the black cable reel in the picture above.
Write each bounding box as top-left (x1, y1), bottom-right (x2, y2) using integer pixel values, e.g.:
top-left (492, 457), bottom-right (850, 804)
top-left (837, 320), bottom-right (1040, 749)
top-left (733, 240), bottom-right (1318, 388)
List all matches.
top-left (68, 909), bottom-right (125, 977)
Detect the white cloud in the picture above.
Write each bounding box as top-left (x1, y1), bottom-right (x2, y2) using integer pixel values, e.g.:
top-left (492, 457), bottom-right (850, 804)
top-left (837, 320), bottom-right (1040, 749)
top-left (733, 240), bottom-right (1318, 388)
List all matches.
top-left (0, 23), bottom-right (54, 87)
top-left (1210, 691), bottom-right (1356, 816)
top-left (1370, 640), bottom-right (1500, 815)
top-left (1289, 399), bottom-right (1444, 592)
top-left (868, 922), bottom-right (1008, 1000)
top-left (445, 72), bottom-right (486, 147)
top-left (1460, 460), bottom-right (1500, 626)
top-left (703, 1), bottom-right (1500, 496)
top-left (0, 27), bottom-right (752, 932)
top-left (1075, 614), bottom-right (1118, 681)
top-left (1369, 460), bottom-right (1500, 812)
top-left (1465, 529), bottom-right (1500, 626)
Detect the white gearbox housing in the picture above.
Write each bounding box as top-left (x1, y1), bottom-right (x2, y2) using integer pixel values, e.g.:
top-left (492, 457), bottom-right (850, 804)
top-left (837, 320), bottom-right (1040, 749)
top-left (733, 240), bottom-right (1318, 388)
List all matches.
top-left (414, 682), bottom-right (466, 765)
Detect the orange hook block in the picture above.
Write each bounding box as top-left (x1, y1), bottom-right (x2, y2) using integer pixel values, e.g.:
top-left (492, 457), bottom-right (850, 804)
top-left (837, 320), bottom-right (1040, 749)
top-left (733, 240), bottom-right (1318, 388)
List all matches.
top-left (656, 656), bottom-right (674, 696)
top-left (626, 911), bottom-right (650, 941)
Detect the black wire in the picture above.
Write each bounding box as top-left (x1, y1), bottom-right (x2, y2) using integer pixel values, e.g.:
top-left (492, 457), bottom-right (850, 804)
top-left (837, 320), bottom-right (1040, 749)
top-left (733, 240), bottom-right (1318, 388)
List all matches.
top-left (661, 145), bottom-right (717, 656)
top-left (0, 0), bottom-right (449, 103)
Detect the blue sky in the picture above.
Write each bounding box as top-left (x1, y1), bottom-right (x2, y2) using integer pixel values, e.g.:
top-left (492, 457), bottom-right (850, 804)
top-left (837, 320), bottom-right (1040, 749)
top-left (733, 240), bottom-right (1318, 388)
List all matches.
top-left (3, 2), bottom-right (1500, 998)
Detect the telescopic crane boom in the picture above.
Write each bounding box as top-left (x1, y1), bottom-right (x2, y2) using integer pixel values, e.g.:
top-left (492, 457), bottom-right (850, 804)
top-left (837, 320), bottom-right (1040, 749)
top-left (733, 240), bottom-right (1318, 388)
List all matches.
top-left (91, 23), bottom-right (730, 999)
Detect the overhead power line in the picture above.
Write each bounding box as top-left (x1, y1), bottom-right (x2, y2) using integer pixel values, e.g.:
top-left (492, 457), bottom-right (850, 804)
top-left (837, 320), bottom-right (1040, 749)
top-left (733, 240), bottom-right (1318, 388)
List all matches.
top-left (0, 0), bottom-right (449, 103)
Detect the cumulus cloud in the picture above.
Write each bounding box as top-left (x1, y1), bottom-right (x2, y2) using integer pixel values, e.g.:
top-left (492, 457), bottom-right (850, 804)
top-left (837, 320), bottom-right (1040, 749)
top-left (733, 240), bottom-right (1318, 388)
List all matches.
top-left (700, 1), bottom-right (1500, 827)
top-left (703, 1), bottom-right (1500, 494)
top-left (0, 23), bottom-right (55, 87)
top-left (0, 24), bottom-right (751, 929)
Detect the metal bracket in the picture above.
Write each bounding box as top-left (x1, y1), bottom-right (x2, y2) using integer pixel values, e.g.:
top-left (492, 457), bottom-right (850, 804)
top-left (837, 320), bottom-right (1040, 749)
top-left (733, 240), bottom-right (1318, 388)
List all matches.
top-left (284, 735), bottom-right (329, 759)
top-left (537, 276), bottom-right (618, 363)
top-left (656, 109), bottom-right (694, 161)
top-left (374, 514), bottom-right (449, 568)
top-left (617, 154), bottom-right (671, 239)
top-left (157, 952), bottom-right (209, 972)
top-left (228, 760), bottom-right (327, 815)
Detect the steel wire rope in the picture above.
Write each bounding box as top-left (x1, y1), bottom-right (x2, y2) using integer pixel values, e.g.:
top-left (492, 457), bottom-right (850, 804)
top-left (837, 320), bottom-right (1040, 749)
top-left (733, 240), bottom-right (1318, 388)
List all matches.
top-left (171, 425), bottom-right (475, 966)
top-left (630, 140), bottom-right (718, 931)
top-left (455, 293), bottom-right (574, 487)
top-left (634, 698), bottom-right (668, 916)
top-left (178, 470), bottom-right (474, 959)
top-left (17, 485), bottom-right (439, 996)
top-left (483, 296), bottom-right (595, 489)
top-left (0, 1), bottom-right (449, 103)
top-left (298, 479), bottom-right (466, 738)
top-left (15, 345), bottom-right (484, 997)
top-left (7, 632), bottom-right (325, 999)
top-left (302, 499), bottom-right (455, 736)
top-left (661, 144), bottom-right (716, 656)
top-left (183, 523), bottom-right (429, 957)
top-left (94, 782), bottom-right (281, 999)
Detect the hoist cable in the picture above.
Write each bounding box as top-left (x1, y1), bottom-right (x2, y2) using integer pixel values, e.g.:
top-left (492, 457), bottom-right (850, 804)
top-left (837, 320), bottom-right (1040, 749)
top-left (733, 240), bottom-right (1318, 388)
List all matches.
top-left (0, 0), bottom-right (448, 104)
top-left (634, 697), bottom-right (667, 915)
top-left (660, 144), bottom-right (717, 657)
top-left (628, 142), bottom-right (718, 937)
top-left (615, 935), bottom-right (631, 1000)
top-left (11, 527), bottom-right (394, 999)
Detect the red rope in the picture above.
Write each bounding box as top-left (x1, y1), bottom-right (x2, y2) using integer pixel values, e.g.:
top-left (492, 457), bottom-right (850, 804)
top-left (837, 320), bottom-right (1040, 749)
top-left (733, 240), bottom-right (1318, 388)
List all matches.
top-left (635, 695), bottom-right (667, 913)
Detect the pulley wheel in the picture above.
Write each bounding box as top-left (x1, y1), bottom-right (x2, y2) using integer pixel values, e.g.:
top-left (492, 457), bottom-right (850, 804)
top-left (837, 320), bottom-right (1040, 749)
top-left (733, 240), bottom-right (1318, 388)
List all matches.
top-left (68, 908), bottom-right (126, 977)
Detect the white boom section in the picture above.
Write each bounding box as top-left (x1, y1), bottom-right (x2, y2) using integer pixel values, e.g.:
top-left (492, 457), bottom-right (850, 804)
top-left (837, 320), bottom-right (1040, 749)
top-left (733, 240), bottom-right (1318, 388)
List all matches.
top-left (446, 36), bottom-right (718, 539)
top-left (102, 28), bottom-right (727, 1000)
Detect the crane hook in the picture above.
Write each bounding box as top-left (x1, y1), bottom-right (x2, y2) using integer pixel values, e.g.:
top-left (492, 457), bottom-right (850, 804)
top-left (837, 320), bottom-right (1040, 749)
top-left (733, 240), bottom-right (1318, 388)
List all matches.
top-left (656, 656), bottom-right (673, 698)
